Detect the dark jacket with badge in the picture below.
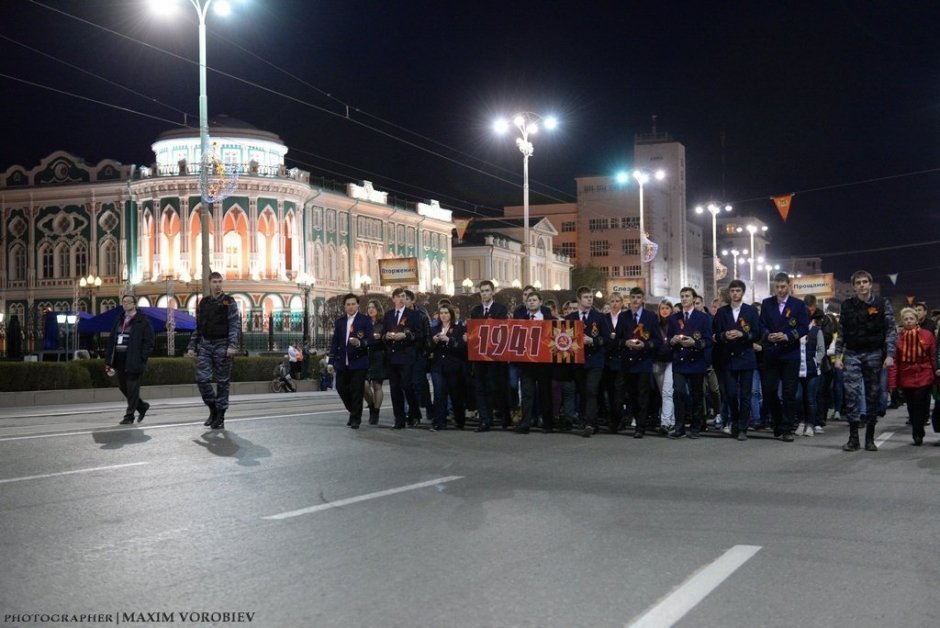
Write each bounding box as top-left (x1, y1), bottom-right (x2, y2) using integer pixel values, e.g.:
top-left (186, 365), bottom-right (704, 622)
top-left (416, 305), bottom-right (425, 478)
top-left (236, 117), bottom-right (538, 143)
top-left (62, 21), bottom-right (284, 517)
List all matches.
top-left (329, 311), bottom-right (373, 371)
top-left (428, 322), bottom-right (467, 374)
top-left (107, 310), bottom-right (155, 375)
top-left (667, 309), bottom-right (713, 374)
top-left (712, 303), bottom-right (760, 371)
top-left (382, 307), bottom-right (425, 364)
top-left (619, 308), bottom-right (661, 373)
top-left (566, 309), bottom-right (610, 369)
top-left (759, 295), bottom-right (809, 362)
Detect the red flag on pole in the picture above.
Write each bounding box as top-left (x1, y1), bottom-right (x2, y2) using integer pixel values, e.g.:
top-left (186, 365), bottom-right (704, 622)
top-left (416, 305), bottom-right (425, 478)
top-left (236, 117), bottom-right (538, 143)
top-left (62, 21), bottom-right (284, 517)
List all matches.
top-left (906, 295), bottom-right (915, 305)
top-left (771, 194), bottom-right (794, 222)
top-left (454, 218), bottom-right (471, 243)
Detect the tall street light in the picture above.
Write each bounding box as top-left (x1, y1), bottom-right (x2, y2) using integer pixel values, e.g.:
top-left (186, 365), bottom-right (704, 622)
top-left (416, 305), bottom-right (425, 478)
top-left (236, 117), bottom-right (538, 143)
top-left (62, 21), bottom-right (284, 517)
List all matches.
top-left (152, 0), bottom-right (240, 295)
top-left (79, 274), bottom-right (103, 314)
top-left (745, 224), bottom-right (768, 302)
top-left (296, 272), bottom-right (314, 347)
top-left (722, 249), bottom-right (747, 280)
top-left (617, 168), bottom-right (665, 294)
top-left (494, 112), bottom-right (557, 287)
top-left (695, 202), bottom-right (732, 301)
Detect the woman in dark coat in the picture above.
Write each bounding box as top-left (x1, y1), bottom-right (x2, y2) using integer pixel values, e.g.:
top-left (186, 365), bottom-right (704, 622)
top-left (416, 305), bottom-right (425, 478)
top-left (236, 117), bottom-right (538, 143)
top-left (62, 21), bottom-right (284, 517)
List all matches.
top-left (105, 295), bottom-right (155, 425)
top-left (364, 299), bottom-right (388, 425)
top-left (428, 304), bottom-right (467, 431)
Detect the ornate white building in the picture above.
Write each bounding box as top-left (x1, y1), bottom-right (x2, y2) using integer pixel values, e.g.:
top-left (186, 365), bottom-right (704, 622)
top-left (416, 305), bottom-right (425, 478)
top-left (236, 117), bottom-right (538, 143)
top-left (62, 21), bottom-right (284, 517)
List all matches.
top-left (1, 118), bottom-right (455, 350)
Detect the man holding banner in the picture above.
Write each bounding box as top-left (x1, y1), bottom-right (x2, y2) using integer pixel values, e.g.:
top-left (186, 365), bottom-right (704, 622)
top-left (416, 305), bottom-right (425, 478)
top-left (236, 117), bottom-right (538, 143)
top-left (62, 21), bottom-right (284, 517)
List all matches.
top-left (382, 287), bottom-right (425, 429)
top-left (567, 287), bottom-right (610, 438)
top-left (513, 291), bottom-right (556, 433)
top-left (468, 280), bottom-right (510, 432)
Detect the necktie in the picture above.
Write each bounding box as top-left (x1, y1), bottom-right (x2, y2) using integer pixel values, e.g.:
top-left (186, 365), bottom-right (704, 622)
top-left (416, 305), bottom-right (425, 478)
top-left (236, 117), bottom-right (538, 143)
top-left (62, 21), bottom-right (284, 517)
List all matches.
top-left (396, 310), bottom-right (402, 324)
top-left (483, 306), bottom-right (489, 317)
top-left (684, 311), bottom-right (690, 322)
top-left (582, 312), bottom-right (587, 323)
top-left (636, 312), bottom-right (641, 325)
top-left (530, 313), bottom-right (535, 320)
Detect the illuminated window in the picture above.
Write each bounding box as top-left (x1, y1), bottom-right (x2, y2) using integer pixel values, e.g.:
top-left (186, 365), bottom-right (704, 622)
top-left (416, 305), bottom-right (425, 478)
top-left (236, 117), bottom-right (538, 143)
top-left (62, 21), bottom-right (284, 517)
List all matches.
top-left (589, 240), bottom-right (610, 257)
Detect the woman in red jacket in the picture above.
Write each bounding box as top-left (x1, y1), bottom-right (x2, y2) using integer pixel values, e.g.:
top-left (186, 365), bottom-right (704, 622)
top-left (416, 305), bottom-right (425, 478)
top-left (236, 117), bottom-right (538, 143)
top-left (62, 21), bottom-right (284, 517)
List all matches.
top-left (889, 307), bottom-right (937, 445)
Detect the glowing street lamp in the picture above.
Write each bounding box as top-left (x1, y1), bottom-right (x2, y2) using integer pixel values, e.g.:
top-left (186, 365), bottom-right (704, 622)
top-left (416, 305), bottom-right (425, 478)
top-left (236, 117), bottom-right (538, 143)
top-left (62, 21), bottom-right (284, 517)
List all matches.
top-left (617, 168), bottom-right (666, 292)
top-left (494, 112), bottom-right (558, 287)
top-left (151, 0), bottom-right (244, 294)
top-left (745, 224), bottom-right (768, 301)
top-left (695, 202), bottom-right (732, 300)
top-left (461, 277), bottom-right (474, 294)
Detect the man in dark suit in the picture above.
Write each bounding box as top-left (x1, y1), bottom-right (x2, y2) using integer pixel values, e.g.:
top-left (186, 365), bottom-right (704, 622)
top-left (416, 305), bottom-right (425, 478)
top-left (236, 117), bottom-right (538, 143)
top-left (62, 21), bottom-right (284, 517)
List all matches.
top-left (329, 293), bottom-right (373, 429)
top-left (759, 272), bottom-right (810, 441)
top-left (513, 291), bottom-right (555, 433)
top-left (713, 280), bottom-right (761, 440)
top-left (667, 287), bottom-right (713, 439)
top-left (621, 287), bottom-right (661, 438)
top-left (566, 286), bottom-right (610, 437)
top-left (467, 280), bottom-right (510, 432)
top-left (382, 287), bottom-right (424, 429)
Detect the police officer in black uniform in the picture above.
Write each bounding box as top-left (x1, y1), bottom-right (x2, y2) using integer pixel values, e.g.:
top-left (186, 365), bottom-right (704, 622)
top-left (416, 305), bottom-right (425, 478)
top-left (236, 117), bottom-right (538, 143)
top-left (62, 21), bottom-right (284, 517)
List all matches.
top-left (187, 271), bottom-right (241, 429)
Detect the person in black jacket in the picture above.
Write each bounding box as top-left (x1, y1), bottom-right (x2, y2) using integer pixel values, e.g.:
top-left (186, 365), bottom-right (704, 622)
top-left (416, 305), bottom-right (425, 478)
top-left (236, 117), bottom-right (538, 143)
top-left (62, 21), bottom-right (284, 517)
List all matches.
top-left (467, 280), bottom-right (510, 432)
top-left (106, 294), bottom-right (155, 425)
top-left (428, 303), bottom-right (467, 431)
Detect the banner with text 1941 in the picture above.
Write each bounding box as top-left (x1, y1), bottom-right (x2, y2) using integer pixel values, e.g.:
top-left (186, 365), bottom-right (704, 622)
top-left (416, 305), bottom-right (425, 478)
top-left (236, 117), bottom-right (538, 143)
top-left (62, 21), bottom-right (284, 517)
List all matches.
top-left (466, 319), bottom-right (584, 364)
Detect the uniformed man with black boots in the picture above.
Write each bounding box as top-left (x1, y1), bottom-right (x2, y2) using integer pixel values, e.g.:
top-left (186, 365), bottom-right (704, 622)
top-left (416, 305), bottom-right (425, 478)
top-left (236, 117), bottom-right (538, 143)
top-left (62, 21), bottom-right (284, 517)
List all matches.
top-left (833, 270), bottom-right (897, 451)
top-left (187, 271), bottom-right (241, 430)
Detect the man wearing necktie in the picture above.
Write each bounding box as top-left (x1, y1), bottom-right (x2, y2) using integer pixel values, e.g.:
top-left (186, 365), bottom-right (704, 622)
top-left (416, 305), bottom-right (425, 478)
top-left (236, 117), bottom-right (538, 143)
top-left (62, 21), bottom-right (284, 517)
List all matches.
top-left (666, 288), bottom-right (713, 438)
top-left (621, 287), bottom-right (661, 438)
top-left (513, 291), bottom-right (555, 433)
top-left (329, 293), bottom-right (373, 429)
top-left (758, 272), bottom-right (810, 442)
top-left (382, 288), bottom-right (424, 429)
top-left (467, 280), bottom-right (510, 431)
top-left (565, 286), bottom-right (610, 437)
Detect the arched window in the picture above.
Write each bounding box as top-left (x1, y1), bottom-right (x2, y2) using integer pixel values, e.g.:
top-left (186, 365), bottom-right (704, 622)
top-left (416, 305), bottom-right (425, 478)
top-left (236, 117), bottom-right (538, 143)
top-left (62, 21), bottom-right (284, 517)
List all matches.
top-left (10, 244), bottom-right (26, 281)
top-left (56, 242), bottom-right (70, 278)
top-left (73, 241), bottom-right (88, 277)
top-left (100, 239), bottom-right (118, 277)
top-left (39, 243), bottom-right (54, 279)
top-left (224, 231), bottom-right (241, 277)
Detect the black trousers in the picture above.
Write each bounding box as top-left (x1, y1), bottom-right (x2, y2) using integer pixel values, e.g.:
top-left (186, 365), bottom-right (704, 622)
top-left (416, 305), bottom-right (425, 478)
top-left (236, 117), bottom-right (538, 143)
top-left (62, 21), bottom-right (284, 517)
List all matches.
top-left (673, 371), bottom-right (705, 434)
top-left (389, 362), bottom-right (421, 426)
top-left (474, 362), bottom-right (509, 428)
top-left (602, 368), bottom-right (624, 431)
top-left (116, 368), bottom-right (145, 420)
top-left (762, 359), bottom-right (800, 435)
top-left (575, 367), bottom-right (604, 429)
top-left (624, 370), bottom-right (652, 432)
top-left (520, 363), bottom-right (554, 430)
top-left (721, 368), bottom-right (754, 432)
top-left (336, 368), bottom-right (367, 426)
top-left (903, 385), bottom-right (932, 441)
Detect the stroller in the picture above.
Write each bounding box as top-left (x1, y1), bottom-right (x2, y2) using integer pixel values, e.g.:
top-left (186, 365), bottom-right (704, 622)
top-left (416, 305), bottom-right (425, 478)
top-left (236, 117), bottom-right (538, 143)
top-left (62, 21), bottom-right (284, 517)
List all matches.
top-left (271, 358), bottom-right (296, 393)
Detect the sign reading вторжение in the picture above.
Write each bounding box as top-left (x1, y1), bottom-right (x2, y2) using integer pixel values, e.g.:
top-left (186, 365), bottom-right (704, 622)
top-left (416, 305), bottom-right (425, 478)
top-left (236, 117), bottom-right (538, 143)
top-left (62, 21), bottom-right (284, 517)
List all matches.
top-left (789, 273), bottom-right (835, 299)
top-left (378, 257), bottom-right (419, 286)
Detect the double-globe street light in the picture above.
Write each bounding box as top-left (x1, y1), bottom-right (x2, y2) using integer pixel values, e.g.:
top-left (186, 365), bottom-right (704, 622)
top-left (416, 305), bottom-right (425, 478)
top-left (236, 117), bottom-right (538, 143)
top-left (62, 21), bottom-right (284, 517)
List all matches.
top-left (695, 202), bottom-right (732, 301)
top-left (494, 112), bottom-right (557, 288)
top-left (743, 224), bottom-right (768, 302)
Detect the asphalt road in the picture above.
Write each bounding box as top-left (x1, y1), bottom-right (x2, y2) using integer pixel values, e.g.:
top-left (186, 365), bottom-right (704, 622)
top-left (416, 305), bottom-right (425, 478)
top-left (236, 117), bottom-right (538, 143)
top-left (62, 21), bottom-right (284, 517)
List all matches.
top-left (0, 391), bottom-right (937, 628)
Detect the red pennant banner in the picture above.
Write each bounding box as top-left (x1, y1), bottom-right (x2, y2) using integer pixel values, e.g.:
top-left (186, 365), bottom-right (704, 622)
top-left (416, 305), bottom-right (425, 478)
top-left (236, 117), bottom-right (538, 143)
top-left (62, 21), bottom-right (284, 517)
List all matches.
top-left (906, 295), bottom-right (915, 305)
top-left (771, 194), bottom-right (794, 222)
top-left (454, 218), bottom-right (471, 242)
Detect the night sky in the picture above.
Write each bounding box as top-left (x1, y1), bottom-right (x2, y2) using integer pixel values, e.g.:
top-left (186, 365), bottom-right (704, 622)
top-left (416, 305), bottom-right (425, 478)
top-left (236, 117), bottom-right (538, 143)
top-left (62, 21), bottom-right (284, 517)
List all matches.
top-left (3, 1), bottom-right (939, 304)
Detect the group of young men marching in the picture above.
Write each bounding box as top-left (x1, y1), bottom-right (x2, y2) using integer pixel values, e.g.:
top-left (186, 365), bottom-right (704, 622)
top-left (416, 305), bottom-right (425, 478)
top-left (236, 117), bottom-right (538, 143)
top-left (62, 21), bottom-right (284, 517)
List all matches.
top-left (327, 270), bottom-right (902, 453)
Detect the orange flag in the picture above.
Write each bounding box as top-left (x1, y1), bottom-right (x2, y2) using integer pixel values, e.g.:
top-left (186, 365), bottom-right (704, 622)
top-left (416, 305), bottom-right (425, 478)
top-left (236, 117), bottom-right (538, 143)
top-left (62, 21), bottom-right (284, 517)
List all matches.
top-left (906, 295), bottom-right (915, 305)
top-left (771, 193), bottom-right (794, 222)
top-left (454, 218), bottom-right (471, 242)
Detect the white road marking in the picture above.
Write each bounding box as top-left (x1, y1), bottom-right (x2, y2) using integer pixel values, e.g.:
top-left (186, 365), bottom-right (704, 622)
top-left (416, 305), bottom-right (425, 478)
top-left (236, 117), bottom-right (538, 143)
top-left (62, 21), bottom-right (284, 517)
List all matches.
top-left (0, 410), bottom-right (342, 443)
top-left (627, 544), bottom-right (762, 628)
top-left (874, 431), bottom-right (894, 448)
top-left (0, 461), bottom-right (149, 485)
top-left (263, 476), bottom-right (465, 520)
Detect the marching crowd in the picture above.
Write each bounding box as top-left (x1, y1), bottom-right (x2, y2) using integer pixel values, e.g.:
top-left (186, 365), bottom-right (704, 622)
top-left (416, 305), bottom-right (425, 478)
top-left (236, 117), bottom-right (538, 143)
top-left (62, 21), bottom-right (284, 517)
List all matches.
top-left (326, 271), bottom-right (940, 451)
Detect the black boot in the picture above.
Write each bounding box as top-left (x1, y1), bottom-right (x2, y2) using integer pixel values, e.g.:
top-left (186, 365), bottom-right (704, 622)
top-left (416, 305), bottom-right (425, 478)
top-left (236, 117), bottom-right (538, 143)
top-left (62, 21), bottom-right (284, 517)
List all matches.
top-left (864, 423), bottom-right (878, 451)
top-left (843, 423), bottom-right (860, 451)
top-left (204, 403), bottom-right (217, 427)
top-left (210, 408), bottom-right (225, 430)
top-left (368, 407), bottom-right (380, 425)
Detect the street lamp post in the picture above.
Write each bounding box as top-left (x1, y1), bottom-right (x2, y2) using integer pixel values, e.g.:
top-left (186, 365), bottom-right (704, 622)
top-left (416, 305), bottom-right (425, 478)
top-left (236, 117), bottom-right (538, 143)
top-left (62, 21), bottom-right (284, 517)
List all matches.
top-left (152, 0), bottom-right (241, 295)
top-left (461, 278), bottom-right (474, 294)
top-left (745, 224), bottom-right (767, 301)
top-left (695, 202), bottom-right (732, 301)
top-left (722, 249), bottom-right (747, 280)
top-left (79, 274), bottom-right (103, 314)
top-left (494, 112), bottom-right (557, 288)
top-left (617, 168), bottom-right (666, 294)
top-left (359, 274), bottom-right (372, 295)
top-left (431, 277), bottom-right (443, 293)
top-left (296, 273), bottom-right (314, 347)
top-left (757, 263), bottom-right (780, 298)
top-left (163, 273), bottom-right (177, 356)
